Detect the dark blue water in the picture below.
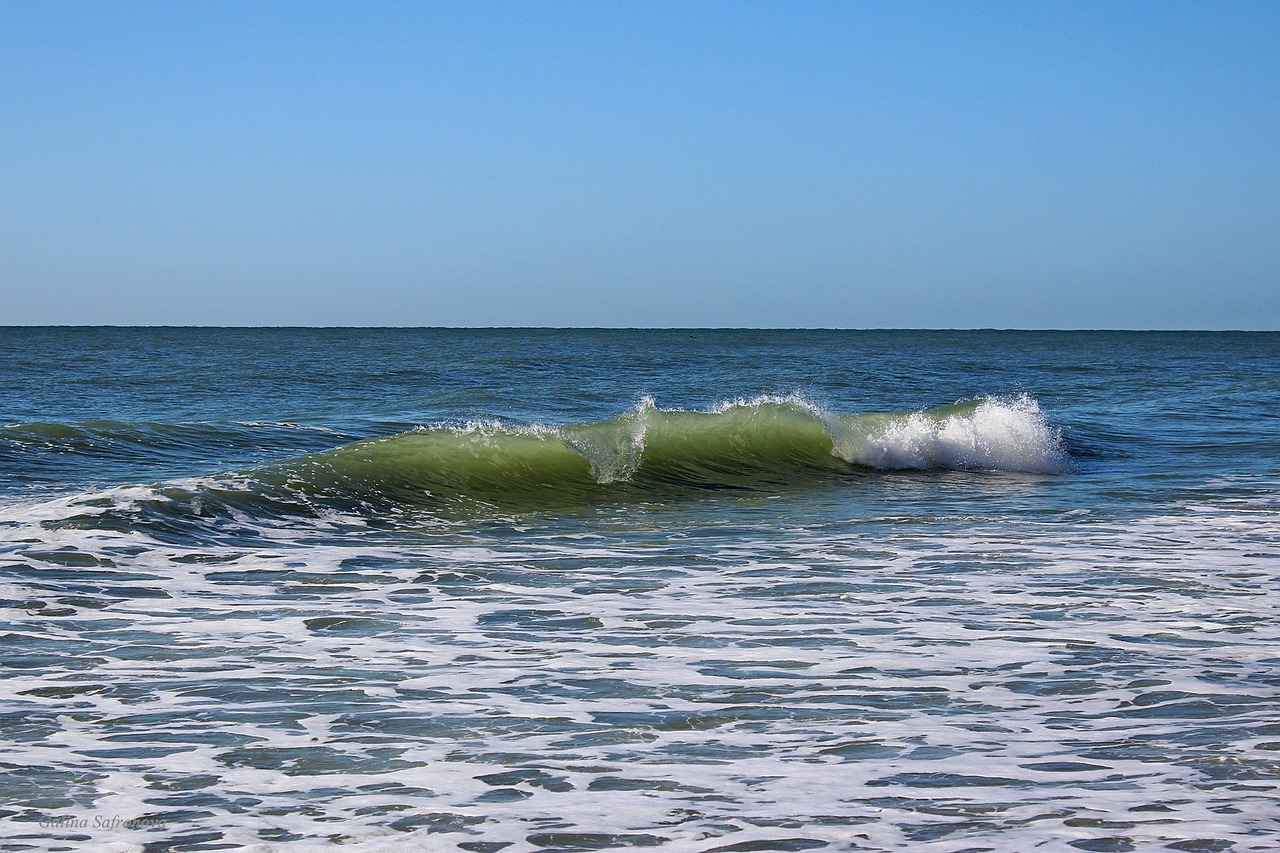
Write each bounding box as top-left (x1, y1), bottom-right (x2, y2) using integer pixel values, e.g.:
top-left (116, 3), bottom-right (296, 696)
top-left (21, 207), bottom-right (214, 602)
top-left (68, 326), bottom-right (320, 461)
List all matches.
top-left (1, 328), bottom-right (1277, 852)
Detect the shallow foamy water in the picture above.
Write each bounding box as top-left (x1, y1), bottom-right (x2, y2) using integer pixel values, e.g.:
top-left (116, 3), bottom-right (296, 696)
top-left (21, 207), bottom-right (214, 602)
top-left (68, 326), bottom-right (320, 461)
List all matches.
top-left (3, 484), bottom-right (1277, 852)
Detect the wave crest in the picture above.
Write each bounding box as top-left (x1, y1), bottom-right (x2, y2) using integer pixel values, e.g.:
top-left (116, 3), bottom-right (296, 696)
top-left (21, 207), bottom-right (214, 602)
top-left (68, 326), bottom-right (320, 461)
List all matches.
top-left (835, 395), bottom-right (1069, 474)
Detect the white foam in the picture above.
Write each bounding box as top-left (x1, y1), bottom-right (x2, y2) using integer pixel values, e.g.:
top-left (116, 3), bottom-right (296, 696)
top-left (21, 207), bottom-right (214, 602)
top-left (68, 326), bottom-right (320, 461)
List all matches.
top-left (708, 391), bottom-right (823, 415)
top-left (842, 395), bottom-right (1070, 473)
top-left (2, 499), bottom-right (1277, 850)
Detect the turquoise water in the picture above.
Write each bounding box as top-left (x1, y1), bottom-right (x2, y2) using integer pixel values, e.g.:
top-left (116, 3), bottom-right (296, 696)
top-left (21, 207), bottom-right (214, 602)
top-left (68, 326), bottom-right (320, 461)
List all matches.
top-left (1, 328), bottom-right (1277, 852)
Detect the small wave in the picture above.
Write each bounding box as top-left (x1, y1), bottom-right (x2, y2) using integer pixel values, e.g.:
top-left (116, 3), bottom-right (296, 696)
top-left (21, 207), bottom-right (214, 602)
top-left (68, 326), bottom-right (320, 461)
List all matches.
top-left (271, 394), bottom-right (1069, 506)
top-left (3, 397), bottom-right (1071, 533)
top-left (0, 419), bottom-right (352, 461)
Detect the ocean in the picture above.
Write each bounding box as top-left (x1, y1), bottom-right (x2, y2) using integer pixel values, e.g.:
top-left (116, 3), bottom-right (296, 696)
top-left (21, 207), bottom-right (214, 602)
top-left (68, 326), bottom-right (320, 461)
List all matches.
top-left (1, 327), bottom-right (1276, 853)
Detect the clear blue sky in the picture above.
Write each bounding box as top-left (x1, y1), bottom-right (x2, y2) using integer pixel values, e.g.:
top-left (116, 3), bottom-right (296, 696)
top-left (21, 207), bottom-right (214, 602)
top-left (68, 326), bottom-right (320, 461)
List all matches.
top-left (2, 0), bottom-right (1277, 328)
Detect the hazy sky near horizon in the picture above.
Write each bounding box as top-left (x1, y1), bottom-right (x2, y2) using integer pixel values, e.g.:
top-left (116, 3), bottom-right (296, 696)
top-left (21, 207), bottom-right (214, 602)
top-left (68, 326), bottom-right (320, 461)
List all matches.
top-left (2, 1), bottom-right (1277, 328)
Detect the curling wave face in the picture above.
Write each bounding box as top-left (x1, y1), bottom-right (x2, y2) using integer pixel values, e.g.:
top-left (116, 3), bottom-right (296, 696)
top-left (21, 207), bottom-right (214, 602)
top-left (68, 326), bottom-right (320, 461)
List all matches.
top-left (12, 395), bottom-right (1070, 538)
top-left (261, 394), bottom-right (1069, 509)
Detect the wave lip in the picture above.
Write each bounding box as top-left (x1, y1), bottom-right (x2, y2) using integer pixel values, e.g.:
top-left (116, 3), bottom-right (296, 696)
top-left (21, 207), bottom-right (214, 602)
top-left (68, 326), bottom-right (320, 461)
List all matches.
top-left (835, 395), bottom-right (1071, 475)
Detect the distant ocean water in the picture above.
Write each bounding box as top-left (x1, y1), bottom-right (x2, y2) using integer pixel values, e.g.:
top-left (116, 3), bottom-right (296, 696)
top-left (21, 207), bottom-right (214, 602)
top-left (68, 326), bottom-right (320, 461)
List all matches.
top-left (1, 327), bottom-right (1277, 853)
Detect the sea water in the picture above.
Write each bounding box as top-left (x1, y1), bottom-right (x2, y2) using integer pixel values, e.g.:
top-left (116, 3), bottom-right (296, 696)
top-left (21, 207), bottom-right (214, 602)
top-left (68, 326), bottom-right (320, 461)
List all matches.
top-left (0, 328), bottom-right (1276, 852)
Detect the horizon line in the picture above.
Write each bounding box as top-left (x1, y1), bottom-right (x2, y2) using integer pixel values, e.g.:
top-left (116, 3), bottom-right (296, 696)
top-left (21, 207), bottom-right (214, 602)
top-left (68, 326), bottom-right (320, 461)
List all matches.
top-left (0, 324), bottom-right (1276, 333)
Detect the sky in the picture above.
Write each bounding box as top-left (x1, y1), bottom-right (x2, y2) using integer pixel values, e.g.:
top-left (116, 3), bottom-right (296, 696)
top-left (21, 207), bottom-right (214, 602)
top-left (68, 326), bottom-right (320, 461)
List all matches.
top-left (2, 0), bottom-right (1277, 329)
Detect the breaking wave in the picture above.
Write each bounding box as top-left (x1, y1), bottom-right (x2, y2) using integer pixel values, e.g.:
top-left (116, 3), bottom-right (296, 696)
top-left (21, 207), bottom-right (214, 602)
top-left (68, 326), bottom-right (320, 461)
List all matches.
top-left (8, 396), bottom-right (1069, 531)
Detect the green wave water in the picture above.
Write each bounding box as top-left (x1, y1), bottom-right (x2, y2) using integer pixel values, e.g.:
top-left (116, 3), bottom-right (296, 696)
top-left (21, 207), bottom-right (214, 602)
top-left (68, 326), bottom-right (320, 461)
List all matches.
top-left (256, 395), bottom-right (1068, 512)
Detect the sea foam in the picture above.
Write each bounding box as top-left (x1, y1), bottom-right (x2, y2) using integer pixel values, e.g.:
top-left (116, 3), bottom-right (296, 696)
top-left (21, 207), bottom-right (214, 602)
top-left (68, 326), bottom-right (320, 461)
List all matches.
top-left (837, 395), bottom-right (1071, 474)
